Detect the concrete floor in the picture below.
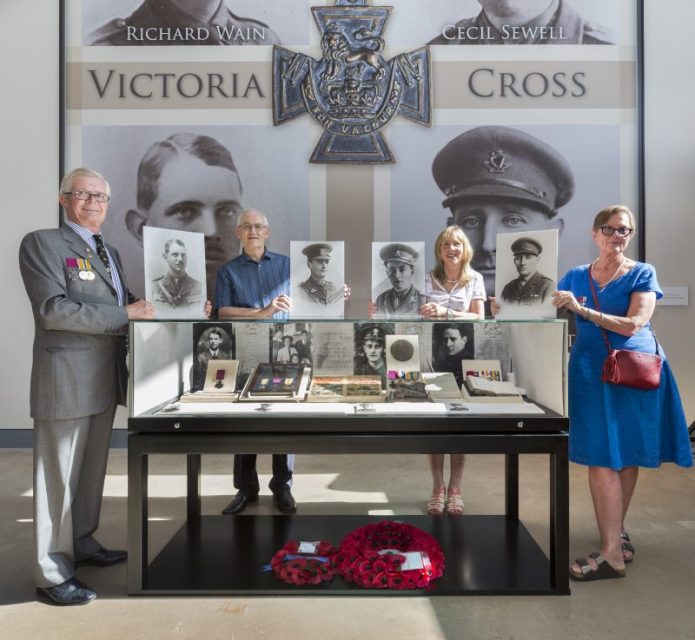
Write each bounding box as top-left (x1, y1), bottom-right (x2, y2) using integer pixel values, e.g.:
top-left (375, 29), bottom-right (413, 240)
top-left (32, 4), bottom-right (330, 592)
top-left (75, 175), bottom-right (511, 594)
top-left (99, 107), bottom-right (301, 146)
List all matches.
top-left (0, 448), bottom-right (694, 640)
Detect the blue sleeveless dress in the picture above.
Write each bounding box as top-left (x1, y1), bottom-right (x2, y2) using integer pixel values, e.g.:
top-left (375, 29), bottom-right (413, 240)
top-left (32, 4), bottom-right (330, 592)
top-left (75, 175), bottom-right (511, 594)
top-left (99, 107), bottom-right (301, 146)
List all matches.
top-left (558, 262), bottom-right (692, 470)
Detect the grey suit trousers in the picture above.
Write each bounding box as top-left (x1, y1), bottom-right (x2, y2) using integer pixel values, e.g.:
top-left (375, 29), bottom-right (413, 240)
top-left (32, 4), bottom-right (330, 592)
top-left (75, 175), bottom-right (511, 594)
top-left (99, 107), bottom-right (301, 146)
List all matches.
top-left (33, 403), bottom-right (116, 587)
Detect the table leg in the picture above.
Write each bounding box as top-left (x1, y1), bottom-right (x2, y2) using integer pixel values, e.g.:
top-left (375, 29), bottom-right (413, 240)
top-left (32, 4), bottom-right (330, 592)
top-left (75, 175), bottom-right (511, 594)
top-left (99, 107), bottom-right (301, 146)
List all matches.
top-left (549, 450), bottom-right (570, 593)
top-left (128, 441), bottom-right (148, 593)
top-left (505, 453), bottom-right (519, 521)
top-left (187, 454), bottom-right (202, 520)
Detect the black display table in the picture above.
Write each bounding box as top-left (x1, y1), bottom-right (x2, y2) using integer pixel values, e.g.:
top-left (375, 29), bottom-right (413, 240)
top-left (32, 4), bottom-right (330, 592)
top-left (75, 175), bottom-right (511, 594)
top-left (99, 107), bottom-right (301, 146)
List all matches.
top-left (127, 408), bottom-right (569, 595)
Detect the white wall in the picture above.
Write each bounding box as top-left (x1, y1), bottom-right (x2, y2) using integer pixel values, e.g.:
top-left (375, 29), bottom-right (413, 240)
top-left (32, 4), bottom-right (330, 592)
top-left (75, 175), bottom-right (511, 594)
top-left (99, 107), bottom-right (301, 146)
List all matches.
top-left (1, 0), bottom-right (693, 428)
top-left (643, 0), bottom-right (695, 421)
top-left (0, 0), bottom-right (60, 429)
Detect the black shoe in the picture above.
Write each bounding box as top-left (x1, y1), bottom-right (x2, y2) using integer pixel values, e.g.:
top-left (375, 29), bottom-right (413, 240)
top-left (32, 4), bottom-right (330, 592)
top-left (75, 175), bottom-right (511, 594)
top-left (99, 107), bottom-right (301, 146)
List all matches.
top-left (37, 577), bottom-right (96, 606)
top-left (222, 492), bottom-right (258, 515)
top-left (76, 546), bottom-right (127, 567)
top-left (273, 488), bottom-right (297, 514)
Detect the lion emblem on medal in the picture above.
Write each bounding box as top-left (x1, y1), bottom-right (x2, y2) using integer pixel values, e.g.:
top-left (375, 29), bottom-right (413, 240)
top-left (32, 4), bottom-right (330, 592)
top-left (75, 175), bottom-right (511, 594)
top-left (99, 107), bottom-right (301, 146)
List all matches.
top-left (272, 0), bottom-right (432, 164)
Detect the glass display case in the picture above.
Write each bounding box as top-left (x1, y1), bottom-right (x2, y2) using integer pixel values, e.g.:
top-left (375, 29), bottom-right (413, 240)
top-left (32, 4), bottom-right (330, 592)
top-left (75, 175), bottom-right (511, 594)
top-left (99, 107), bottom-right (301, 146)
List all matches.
top-left (129, 318), bottom-right (568, 425)
top-left (127, 318), bottom-right (570, 596)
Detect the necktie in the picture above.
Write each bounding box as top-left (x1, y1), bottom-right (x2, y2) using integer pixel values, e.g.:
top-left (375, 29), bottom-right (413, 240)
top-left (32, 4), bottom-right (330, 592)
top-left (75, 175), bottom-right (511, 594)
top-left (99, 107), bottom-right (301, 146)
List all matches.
top-left (93, 234), bottom-right (111, 273)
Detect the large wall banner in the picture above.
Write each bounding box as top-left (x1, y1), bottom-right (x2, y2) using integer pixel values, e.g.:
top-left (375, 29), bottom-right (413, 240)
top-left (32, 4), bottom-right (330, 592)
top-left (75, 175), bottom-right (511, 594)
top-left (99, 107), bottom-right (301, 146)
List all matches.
top-left (62, 0), bottom-right (643, 313)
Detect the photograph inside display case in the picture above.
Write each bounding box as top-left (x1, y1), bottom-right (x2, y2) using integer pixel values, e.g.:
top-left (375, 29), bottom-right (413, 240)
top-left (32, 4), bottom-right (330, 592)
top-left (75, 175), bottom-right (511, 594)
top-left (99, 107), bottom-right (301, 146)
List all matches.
top-left (130, 319), bottom-right (567, 417)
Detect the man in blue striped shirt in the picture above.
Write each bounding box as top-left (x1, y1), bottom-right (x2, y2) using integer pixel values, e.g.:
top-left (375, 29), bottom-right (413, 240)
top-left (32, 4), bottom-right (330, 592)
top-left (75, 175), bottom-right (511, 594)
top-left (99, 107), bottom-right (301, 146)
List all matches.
top-left (216, 209), bottom-right (296, 514)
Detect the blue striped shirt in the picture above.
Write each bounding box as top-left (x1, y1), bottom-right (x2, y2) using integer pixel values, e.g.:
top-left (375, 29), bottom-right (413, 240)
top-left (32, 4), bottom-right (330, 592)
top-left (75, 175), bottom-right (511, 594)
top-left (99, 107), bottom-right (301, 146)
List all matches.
top-left (64, 220), bottom-right (126, 306)
top-left (215, 249), bottom-right (290, 319)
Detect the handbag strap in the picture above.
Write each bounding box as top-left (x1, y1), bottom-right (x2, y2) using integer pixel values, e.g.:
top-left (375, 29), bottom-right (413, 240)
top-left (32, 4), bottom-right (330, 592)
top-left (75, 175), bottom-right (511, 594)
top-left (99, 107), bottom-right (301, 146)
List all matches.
top-left (588, 263), bottom-right (659, 356)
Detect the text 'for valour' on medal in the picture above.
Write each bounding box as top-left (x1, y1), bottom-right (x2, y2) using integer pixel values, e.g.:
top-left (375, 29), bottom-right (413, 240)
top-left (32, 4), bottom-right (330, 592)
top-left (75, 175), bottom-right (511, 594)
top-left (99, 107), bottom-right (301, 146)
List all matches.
top-left (272, 0), bottom-right (432, 164)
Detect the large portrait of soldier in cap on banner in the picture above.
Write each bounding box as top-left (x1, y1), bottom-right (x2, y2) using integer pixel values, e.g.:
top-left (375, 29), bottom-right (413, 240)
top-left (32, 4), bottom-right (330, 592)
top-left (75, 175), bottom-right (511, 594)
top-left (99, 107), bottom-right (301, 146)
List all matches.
top-left (495, 229), bottom-right (558, 320)
top-left (290, 241), bottom-right (345, 319)
top-left (389, 123), bottom-right (624, 300)
top-left (371, 242), bottom-right (426, 319)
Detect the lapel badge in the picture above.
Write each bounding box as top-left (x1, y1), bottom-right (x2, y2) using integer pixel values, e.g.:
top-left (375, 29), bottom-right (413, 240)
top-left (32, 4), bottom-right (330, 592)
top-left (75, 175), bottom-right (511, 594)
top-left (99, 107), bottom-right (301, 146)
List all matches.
top-left (273, 0), bottom-right (432, 164)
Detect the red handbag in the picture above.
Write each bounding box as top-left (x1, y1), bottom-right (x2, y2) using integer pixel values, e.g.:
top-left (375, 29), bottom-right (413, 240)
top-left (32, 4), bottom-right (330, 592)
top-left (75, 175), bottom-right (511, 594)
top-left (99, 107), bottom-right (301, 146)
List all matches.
top-left (588, 266), bottom-right (662, 390)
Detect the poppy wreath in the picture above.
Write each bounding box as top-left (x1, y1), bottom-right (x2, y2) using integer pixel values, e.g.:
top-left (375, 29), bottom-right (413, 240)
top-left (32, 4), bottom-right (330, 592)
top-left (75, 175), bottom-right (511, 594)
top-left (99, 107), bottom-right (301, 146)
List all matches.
top-left (335, 521), bottom-right (445, 589)
top-left (270, 540), bottom-right (338, 585)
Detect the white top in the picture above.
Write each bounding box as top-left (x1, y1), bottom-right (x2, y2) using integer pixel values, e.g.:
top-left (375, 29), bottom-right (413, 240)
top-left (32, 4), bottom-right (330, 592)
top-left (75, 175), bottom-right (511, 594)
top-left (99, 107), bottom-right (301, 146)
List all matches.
top-left (424, 270), bottom-right (486, 313)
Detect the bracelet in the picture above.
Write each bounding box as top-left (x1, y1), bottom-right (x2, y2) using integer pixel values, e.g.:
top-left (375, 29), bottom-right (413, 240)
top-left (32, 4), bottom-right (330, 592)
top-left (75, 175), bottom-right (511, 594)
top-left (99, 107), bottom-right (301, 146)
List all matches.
top-left (446, 308), bottom-right (453, 319)
top-left (594, 311), bottom-right (604, 328)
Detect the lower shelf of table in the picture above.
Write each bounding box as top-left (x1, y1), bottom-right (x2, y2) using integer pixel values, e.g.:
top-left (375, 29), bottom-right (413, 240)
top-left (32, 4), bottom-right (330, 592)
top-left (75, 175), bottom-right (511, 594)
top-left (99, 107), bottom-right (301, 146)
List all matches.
top-left (135, 514), bottom-right (567, 595)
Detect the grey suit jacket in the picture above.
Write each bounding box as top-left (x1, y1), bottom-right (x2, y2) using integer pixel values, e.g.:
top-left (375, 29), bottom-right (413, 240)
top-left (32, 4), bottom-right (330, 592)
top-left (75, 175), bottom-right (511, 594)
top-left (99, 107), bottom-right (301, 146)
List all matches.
top-left (19, 224), bottom-right (132, 420)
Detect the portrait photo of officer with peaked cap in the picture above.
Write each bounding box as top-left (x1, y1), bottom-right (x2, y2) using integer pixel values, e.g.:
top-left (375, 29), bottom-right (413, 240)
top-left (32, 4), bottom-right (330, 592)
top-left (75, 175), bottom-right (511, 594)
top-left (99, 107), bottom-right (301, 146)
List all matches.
top-left (429, 0), bottom-right (614, 45)
top-left (372, 242), bottom-right (426, 319)
top-left (494, 228), bottom-right (558, 319)
top-left (87, 0), bottom-right (282, 46)
top-left (290, 241), bottom-right (345, 318)
top-left (353, 323), bottom-right (394, 387)
top-left (431, 125), bottom-right (574, 298)
top-left (500, 236), bottom-right (555, 305)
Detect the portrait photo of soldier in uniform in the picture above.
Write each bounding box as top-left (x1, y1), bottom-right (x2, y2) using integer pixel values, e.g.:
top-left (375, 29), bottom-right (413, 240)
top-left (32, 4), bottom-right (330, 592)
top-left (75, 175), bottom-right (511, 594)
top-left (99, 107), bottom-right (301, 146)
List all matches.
top-left (432, 323), bottom-right (475, 387)
top-left (353, 323), bottom-right (394, 387)
top-left (372, 242), bottom-right (425, 319)
top-left (83, 0), bottom-right (313, 46)
top-left (86, 124), bottom-right (312, 302)
top-left (290, 241), bottom-right (345, 319)
top-left (143, 227), bottom-right (206, 318)
top-left (495, 229), bottom-right (558, 319)
top-left (428, 0), bottom-right (615, 45)
top-left (191, 323), bottom-right (234, 390)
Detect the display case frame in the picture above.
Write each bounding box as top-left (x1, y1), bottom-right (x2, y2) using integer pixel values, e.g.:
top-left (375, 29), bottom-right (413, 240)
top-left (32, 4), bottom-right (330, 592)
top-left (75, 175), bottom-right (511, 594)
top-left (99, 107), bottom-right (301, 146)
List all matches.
top-left (128, 318), bottom-right (569, 596)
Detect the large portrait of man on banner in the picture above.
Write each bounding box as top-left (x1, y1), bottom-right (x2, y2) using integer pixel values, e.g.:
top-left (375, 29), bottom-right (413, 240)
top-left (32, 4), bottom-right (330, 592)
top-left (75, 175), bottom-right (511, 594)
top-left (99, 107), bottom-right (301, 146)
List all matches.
top-left (82, 123), bottom-right (312, 302)
top-left (389, 123), bottom-right (626, 299)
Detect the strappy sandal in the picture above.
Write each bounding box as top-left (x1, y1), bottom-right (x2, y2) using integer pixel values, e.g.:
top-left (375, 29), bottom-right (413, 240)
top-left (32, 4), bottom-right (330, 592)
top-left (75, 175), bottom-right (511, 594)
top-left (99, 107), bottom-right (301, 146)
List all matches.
top-left (570, 552), bottom-right (625, 581)
top-left (427, 490), bottom-right (446, 515)
top-left (621, 530), bottom-right (635, 563)
top-left (446, 489), bottom-right (464, 516)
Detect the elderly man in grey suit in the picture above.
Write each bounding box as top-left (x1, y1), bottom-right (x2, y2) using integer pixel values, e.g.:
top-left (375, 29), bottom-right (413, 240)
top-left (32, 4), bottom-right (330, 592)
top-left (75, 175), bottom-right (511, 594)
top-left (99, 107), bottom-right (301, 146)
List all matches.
top-left (19, 168), bottom-right (154, 605)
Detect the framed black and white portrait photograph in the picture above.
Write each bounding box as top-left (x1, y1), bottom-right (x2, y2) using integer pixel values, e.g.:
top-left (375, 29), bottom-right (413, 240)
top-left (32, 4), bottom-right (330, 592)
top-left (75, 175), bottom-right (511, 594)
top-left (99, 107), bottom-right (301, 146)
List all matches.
top-left (143, 227), bottom-right (206, 318)
top-left (371, 242), bottom-right (425, 319)
top-left (191, 322), bottom-right (235, 390)
top-left (431, 322), bottom-right (475, 386)
top-left (495, 229), bottom-right (559, 320)
top-left (353, 322), bottom-right (395, 386)
top-left (290, 241), bottom-right (345, 319)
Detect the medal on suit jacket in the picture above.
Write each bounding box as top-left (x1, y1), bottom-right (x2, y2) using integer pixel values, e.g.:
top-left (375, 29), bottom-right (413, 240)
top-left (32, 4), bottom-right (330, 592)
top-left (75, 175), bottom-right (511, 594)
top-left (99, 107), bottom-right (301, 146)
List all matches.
top-left (76, 258), bottom-right (95, 281)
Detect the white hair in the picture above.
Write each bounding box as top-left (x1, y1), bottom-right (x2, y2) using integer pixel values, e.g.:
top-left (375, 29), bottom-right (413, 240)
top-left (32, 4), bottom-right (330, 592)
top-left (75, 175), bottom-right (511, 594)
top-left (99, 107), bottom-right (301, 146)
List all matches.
top-left (59, 167), bottom-right (111, 198)
top-left (237, 209), bottom-right (269, 228)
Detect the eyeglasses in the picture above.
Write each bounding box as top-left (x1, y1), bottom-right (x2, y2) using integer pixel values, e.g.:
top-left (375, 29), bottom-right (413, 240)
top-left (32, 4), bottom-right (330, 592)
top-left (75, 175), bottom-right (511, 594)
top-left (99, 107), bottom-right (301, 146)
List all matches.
top-left (599, 225), bottom-right (632, 237)
top-left (63, 190), bottom-right (110, 203)
top-left (238, 223), bottom-right (267, 232)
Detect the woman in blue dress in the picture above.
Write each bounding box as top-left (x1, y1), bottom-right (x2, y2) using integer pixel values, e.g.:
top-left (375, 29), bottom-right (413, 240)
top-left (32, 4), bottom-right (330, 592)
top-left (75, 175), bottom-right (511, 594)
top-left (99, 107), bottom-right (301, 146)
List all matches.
top-left (553, 205), bottom-right (693, 581)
